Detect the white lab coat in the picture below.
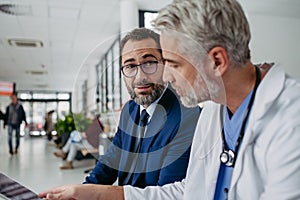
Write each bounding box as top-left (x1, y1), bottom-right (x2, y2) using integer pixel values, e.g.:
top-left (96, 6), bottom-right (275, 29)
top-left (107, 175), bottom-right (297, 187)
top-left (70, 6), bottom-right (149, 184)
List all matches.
top-left (124, 64), bottom-right (300, 200)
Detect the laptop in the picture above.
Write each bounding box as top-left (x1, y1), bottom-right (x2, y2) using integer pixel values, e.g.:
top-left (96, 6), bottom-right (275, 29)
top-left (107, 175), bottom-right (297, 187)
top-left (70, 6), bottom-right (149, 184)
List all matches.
top-left (0, 173), bottom-right (41, 200)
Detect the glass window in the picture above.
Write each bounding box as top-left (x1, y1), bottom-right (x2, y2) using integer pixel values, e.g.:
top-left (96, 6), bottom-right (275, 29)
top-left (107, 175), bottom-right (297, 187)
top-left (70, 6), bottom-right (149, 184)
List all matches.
top-left (33, 93), bottom-right (56, 99)
top-left (58, 101), bottom-right (69, 120)
top-left (95, 38), bottom-right (122, 113)
top-left (113, 40), bottom-right (121, 110)
top-left (107, 51), bottom-right (113, 111)
top-left (139, 10), bottom-right (158, 29)
top-left (144, 12), bottom-right (158, 29)
top-left (57, 93), bottom-right (70, 100)
top-left (17, 91), bottom-right (71, 126)
top-left (19, 92), bottom-right (32, 100)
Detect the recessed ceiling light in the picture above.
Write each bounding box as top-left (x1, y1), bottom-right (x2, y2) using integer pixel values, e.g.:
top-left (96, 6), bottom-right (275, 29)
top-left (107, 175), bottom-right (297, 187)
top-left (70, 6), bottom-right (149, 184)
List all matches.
top-left (34, 84), bottom-right (48, 88)
top-left (26, 70), bottom-right (48, 75)
top-left (8, 38), bottom-right (43, 48)
top-left (0, 4), bottom-right (32, 16)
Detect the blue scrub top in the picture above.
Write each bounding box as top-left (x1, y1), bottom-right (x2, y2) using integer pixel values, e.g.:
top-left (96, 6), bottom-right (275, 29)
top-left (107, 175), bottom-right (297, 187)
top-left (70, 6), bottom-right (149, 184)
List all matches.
top-left (214, 90), bottom-right (253, 200)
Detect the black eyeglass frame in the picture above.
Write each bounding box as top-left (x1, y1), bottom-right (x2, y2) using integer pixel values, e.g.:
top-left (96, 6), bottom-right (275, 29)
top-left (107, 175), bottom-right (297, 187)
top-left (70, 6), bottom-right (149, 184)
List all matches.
top-left (120, 60), bottom-right (160, 78)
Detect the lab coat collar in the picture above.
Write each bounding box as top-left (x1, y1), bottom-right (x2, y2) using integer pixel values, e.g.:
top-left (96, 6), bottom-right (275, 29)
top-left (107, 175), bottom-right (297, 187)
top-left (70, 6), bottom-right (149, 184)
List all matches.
top-left (230, 63), bottom-right (286, 194)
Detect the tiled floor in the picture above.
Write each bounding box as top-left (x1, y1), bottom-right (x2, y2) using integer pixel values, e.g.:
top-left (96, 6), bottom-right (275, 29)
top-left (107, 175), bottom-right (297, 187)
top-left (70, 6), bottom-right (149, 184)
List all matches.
top-left (0, 128), bottom-right (96, 194)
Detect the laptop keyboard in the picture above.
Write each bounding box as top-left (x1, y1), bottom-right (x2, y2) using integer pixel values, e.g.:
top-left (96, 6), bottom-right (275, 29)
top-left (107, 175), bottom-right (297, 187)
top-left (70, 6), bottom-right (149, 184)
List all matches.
top-left (0, 173), bottom-right (41, 200)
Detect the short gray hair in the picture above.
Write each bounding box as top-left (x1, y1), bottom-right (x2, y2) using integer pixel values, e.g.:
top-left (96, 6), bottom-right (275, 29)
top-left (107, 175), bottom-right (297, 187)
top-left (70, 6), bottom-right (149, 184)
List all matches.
top-left (154, 0), bottom-right (251, 66)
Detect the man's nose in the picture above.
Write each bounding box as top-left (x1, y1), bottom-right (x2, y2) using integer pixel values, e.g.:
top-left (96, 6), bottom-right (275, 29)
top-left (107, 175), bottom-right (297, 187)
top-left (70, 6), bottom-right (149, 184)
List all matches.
top-left (135, 65), bottom-right (147, 80)
top-left (162, 65), bottom-right (174, 83)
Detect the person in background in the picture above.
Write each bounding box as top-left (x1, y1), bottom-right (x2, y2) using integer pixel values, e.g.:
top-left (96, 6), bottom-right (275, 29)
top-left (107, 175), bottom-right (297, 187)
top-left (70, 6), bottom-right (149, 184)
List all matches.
top-left (44, 110), bottom-right (55, 141)
top-left (4, 93), bottom-right (27, 155)
top-left (39, 0), bottom-right (300, 199)
top-left (0, 108), bottom-right (5, 132)
top-left (53, 114), bottom-right (104, 169)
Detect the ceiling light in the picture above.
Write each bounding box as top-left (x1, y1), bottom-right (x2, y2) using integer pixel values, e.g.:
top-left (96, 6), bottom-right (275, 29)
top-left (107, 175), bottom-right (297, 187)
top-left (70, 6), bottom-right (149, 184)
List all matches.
top-left (0, 4), bottom-right (32, 16)
top-left (8, 39), bottom-right (43, 48)
top-left (26, 70), bottom-right (48, 75)
top-left (35, 84), bottom-right (48, 88)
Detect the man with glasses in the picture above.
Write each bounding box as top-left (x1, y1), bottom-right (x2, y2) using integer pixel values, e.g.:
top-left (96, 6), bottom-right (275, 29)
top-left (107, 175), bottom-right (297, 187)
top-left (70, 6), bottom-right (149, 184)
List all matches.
top-left (82, 28), bottom-right (201, 188)
top-left (39, 28), bottom-right (200, 198)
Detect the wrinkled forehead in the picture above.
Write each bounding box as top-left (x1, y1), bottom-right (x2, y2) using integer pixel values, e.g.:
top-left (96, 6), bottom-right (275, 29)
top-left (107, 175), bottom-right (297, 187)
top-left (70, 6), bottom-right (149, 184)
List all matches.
top-left (160, 31), bottom-right (208, 68)
top-left (160, 33), bottom-right (180, 55)
top-left (160, 32), bottom-right (191, 64)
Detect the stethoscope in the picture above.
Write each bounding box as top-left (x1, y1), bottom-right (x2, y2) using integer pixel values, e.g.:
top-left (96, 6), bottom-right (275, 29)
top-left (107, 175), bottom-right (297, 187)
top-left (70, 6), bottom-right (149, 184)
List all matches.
top-left (220, 66), bottom-right (261, 167)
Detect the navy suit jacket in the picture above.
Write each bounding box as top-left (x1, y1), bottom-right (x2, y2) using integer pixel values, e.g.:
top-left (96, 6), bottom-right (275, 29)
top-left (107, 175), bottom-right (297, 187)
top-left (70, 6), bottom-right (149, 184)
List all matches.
top-left (84, 87), bottom-right (201, 188)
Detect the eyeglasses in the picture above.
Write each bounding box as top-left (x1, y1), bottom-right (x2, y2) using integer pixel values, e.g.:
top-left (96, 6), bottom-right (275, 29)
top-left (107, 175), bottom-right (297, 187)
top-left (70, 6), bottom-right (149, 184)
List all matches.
top-left (120, 61), bottom-right (159, 78)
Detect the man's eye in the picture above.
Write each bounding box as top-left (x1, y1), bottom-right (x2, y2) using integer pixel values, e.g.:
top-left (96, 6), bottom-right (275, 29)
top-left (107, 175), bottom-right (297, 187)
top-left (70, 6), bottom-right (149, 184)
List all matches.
top-left (144, 61), bottom-right (158, 66)
top-left (126, 64), bottom-right (137, 69)
top-left (164, 60), bottom-right (178, 69)
top-left (143, 61), bottom-right (152, 66)
top-left (167, 64), bottom-right (178, 69)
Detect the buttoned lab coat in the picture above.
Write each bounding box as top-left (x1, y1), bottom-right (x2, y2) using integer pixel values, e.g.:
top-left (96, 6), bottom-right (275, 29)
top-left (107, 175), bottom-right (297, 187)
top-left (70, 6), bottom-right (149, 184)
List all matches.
top-left (124, 64), bottom-right (300, 200)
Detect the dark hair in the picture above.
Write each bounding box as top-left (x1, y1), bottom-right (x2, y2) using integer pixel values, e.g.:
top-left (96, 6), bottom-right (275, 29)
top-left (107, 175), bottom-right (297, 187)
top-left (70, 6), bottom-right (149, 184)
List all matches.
top-left (120, 28), bottom-right (162, 57)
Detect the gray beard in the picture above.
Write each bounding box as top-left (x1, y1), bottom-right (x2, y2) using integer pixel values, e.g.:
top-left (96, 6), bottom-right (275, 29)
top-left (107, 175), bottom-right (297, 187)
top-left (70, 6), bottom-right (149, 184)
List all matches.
top-left (175, 72), bottom-right (216, 108)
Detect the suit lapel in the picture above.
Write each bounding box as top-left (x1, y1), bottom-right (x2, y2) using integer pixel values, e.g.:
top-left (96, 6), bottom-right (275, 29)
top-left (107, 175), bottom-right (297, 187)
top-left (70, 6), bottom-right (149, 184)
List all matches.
top-left (144, 87), bottom-right (174, 139)
top-left (144, 103), bottom-right (167, 139)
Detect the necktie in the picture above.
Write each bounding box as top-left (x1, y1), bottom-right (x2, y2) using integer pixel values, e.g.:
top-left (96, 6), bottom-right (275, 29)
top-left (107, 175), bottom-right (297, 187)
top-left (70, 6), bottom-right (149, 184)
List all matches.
top-left (126, 109), bottom-right (149, 184)
top-left (139, 109), bottom-right (149, 127)
top-left (134, 109), bottom-right (149, 152)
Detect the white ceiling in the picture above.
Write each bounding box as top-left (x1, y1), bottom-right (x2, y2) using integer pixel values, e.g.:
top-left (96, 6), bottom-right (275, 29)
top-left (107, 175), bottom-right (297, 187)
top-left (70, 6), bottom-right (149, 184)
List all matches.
top-left (0, 0), bottom-right (122, 92)
top-left (0, 0), bottom-right (299, 92)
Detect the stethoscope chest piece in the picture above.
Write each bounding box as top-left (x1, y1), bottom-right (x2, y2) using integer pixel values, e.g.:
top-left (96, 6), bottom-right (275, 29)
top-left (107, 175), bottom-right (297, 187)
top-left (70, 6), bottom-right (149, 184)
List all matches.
top-left (220, 149), bottom-right (235, 167)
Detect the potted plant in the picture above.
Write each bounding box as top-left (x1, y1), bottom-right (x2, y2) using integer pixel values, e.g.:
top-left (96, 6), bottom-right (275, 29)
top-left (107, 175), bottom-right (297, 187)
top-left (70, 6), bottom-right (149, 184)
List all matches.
top-left (54, 113), bottom-right (91, 148)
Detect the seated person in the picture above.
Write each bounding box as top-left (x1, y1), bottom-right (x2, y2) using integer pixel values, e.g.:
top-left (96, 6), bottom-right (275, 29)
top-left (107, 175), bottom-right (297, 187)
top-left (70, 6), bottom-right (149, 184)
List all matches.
top-left (54, 114), bottom-right (104, 169)
top-left (83, 28), bottom-right (201, 188)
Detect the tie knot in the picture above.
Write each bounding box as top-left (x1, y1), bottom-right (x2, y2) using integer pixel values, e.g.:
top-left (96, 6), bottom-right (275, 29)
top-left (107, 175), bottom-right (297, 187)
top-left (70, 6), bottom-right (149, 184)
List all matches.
top-left (139, 109), bottom-right (149, 127)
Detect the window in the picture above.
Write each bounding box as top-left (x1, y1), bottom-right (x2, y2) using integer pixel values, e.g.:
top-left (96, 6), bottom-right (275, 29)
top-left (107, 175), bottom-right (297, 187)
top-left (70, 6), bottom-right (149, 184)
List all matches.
top-left (17, 91), bottom-right (72, 123)
top-left (139, 10), bottom-right (158, 29)
top-left (96, 38), bottom-right (122, 113)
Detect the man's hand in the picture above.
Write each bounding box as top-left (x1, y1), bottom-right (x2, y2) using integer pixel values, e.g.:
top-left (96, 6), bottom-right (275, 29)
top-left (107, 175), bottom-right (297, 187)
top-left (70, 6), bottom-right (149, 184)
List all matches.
top-left (38, 184), bottom-right (124, 200)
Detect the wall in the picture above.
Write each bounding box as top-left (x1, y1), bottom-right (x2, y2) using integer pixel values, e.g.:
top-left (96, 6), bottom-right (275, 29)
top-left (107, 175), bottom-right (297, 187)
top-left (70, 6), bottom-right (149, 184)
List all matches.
top-left (248, 14), bottom-right (300, 80)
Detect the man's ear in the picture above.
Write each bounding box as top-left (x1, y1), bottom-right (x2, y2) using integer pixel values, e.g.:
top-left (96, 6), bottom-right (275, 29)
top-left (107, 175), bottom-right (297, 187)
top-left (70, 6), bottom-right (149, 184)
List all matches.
top-left (208, 47), bottom-right (228, 76)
